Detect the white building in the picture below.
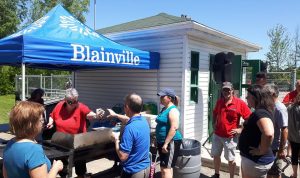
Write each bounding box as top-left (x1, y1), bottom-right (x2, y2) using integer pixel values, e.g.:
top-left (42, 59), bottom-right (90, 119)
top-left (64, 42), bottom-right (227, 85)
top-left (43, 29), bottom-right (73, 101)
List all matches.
top-left (74, 13), bottom-right (260, 142)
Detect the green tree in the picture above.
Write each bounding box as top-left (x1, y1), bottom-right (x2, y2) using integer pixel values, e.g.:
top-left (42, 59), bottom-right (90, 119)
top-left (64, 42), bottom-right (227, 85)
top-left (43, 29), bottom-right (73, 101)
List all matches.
top-left (291, 27), bottom-right (300, 68)
top-left (25, 0), bottom-right (90, 26)
top-left (0, 66), bottom-right (20, 95)
top-left (0, 0), bottom-right (29, 95)
top-left (0, 0), bottom-right (29, 38)
top-left (23, 0), bottom-right (88, 77)
top-left (266, 24), bottom-right (291, 71)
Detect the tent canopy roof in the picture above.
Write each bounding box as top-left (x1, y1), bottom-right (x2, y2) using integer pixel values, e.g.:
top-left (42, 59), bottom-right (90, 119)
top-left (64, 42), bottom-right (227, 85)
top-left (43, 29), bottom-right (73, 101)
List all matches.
top-left (0, 4), bottom-right (159, 70)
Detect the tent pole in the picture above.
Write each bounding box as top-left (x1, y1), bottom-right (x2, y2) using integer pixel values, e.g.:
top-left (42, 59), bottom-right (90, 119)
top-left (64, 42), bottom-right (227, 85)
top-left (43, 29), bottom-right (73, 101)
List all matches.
top-left (94, 0), bottom-right (96, 30)
top-left (21, 63), bottom-right (26, 101)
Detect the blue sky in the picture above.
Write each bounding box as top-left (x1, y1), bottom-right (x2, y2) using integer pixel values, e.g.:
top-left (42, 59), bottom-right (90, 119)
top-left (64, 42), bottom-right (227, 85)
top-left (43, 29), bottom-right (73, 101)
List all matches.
top-left (84, 0), bottom-right (300, 60)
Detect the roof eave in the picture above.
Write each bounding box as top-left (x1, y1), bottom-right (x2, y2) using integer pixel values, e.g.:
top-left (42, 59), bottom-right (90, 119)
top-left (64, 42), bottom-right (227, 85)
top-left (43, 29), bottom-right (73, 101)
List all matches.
top-left (191, 21), bottom-right (261, 52)
top-left (101, 21), bottom-right (192, 36)
top-left (101, 20), bottom-right (261, 53)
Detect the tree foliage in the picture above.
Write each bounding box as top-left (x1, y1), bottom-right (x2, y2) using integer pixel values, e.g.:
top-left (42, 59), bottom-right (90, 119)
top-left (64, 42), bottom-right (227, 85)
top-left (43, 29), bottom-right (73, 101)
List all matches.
top-left (25, 0), bottom-right (90, 26)
top-left (291, 27), bottom-right (300, 68)
top-left (0, 66), bottom-right (20, 95)
top-left (0, 0), bottom-right (28, 38)
top-left (266, 24), bottom-right (291, 71)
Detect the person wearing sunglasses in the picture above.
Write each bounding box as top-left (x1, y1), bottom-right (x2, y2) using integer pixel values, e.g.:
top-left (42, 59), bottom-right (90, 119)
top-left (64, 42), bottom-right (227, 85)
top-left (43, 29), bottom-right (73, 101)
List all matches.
top-left (46, 88), bottom-right (101, 178)
top-left (211, 82), bottom-right (251, 178)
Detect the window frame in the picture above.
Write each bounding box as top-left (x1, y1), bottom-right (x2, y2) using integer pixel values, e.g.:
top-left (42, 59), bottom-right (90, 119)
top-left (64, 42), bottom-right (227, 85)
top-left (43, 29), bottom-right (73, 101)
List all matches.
top-left (190, 51), bottom-right (199, 103)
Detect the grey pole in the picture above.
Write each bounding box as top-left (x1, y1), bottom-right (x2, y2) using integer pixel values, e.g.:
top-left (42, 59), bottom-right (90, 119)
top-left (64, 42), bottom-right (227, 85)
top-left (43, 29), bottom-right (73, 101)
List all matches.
top-left (21, 63), bottom-right (26, 100)
top-left (292, 68), bottom-right (296, 91)
top-left (94, 0), bottom-right (96, 30)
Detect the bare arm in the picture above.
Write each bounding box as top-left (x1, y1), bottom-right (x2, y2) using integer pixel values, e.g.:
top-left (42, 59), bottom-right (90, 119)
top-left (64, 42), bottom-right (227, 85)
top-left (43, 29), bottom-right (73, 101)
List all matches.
top-left (46, 117), bottom-right (54, 129)
top-left (278, 127), bottom-right (288, 158)
top-left (29, 160), bottom-right (63, 178)
top-left (250, 117), bottom-right (274, 155)
top-left (162, 108), bottom-right (180, 153)
top-left (111, 134), bottom-right (129, 162)
top-left (86, 111), bottom-right (97, 120)
top-left (107, 109), bottom-right (130, 124)
top-left (3, 164), bottom-right (7, 178)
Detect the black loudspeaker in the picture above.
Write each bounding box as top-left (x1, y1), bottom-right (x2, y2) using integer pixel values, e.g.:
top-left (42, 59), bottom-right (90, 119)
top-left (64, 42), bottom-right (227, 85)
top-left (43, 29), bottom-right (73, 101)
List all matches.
top-left (260, 61), bottom-right (267, 72)
top-left (213, 52), bottom-right (226, 83)
top-left (213, 52), bottom-right (234, 83)
top-left (224, 52), bottom-right (234, 82)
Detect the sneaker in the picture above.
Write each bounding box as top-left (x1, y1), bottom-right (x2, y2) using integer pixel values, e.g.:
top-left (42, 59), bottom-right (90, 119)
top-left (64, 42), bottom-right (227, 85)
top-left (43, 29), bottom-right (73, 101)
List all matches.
top-left (211, 173), bottom-right (220, 178)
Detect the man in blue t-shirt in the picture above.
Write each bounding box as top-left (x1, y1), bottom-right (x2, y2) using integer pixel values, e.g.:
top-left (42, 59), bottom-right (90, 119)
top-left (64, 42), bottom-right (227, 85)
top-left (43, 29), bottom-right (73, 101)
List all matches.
top-left (111, 93), bottom-right (150, 178)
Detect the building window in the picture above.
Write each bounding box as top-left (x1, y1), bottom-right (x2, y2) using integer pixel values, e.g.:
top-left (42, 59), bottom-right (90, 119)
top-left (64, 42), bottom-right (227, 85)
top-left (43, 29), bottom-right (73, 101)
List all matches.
top-left (190, 51), bottom-right (199, 103)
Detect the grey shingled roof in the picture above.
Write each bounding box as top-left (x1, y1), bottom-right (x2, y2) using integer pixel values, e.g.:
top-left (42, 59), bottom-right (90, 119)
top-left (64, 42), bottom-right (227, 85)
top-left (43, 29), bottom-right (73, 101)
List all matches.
top-left (96, 13), bottom-right (191, 34)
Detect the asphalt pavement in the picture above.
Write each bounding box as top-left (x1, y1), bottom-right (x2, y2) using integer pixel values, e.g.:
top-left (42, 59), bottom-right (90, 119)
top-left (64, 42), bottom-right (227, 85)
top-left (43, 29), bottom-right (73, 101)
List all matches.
top-left (68, 157), bottom-right (294, 178)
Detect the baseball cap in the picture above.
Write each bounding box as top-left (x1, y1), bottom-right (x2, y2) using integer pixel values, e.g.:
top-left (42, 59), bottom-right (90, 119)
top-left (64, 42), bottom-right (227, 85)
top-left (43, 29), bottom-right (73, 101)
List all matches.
top-left (222, 82), bottom-right (233, 89)
top-left (157, 88), bottom-right (176, 98)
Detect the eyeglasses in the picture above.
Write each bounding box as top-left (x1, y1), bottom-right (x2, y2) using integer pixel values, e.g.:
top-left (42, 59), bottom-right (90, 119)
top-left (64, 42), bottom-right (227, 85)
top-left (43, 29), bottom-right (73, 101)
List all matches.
top-left (66, 100), bottom-right (78, 105)
top-left (222, 88), bottom-right (231, 92)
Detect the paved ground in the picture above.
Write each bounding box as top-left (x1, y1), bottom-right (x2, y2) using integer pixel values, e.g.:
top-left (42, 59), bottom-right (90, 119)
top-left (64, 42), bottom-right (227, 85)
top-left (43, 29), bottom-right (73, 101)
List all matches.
top-left (67, 157), bottom-right (294, 178)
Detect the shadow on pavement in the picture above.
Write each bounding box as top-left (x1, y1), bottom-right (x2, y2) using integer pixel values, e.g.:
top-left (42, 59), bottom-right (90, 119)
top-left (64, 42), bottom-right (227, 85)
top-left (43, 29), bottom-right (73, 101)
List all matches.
top-left (91, 166), bottom-right (121, 178)
top-left (91, 168), bottom-right (209, 178)
top-left (200, 174), bottom-right (211, 178)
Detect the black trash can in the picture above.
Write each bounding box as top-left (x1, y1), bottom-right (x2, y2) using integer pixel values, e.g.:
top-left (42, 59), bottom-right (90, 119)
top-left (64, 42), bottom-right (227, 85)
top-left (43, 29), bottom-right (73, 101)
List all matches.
top-left (174, 139), bottom-right (201, 178)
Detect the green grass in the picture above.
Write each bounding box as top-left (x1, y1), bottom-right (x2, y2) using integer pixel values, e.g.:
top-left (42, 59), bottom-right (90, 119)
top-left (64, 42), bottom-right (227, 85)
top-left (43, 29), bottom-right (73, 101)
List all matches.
top-left (0, 95), bottom-right (14, 124)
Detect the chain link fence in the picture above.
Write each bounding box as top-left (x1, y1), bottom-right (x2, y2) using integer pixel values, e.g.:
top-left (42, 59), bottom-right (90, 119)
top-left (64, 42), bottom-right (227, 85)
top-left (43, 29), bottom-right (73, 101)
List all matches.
top-left (266, 71), bottom-right (292, 101)
top-left (15, 75), bottom-right (72, 104)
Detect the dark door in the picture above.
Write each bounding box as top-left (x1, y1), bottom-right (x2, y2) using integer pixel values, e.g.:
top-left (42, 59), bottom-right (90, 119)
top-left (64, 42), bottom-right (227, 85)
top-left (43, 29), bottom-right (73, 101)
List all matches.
top-left (208, 54), bottom-right (221, 137)
top-left (241, 59), bottom-right (261, 90)
top-left (208, 54), bottom-right (242, 136)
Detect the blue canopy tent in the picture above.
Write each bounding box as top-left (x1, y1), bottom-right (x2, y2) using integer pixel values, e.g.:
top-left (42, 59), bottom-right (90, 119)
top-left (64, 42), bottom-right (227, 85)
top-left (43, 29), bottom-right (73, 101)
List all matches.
top-left (0, 4), bottom-right (159, 100)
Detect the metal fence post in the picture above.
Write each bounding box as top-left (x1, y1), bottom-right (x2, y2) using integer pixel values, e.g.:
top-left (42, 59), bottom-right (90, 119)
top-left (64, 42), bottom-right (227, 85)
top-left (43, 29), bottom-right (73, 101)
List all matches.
top-left (40, 74), bottom-right (43, 88)
top-left (51, 74), bottom-right (53, 98)
top-left (292, 68), bottom-right (296, 91)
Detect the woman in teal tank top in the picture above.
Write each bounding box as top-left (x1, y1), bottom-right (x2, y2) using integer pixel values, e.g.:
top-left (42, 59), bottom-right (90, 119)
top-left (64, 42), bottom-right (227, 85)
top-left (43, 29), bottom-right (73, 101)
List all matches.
top-left (156, 88), bottom-right (182, 178)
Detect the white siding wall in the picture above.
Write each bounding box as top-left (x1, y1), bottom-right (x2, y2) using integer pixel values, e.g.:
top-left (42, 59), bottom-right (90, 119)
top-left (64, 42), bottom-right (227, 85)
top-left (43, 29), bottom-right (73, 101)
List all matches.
top-left (185, 36), bottom-right (247, 143)
top-left (75, 34), bottom-right (185, 116)
top-left (75, 69), bottom-right (158, 110)
top-left (74, 29), bottom-right (249, 143)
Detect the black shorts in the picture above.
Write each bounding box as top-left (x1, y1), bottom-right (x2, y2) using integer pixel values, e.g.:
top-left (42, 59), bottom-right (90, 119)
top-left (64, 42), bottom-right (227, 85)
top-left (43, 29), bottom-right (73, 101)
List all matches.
top-left (157, 140), bottom-right (182, 168)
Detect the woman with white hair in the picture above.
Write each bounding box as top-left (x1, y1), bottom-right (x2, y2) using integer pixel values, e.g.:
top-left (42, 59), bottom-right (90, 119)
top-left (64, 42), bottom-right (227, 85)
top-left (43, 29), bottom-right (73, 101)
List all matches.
top-left (46, 88), bottom-right (101, 178)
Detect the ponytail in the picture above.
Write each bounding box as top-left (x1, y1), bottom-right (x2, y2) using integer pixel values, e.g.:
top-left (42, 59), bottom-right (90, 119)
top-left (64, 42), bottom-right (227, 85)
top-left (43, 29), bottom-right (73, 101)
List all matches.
top-left (173, 96), bottom-right (179, 106)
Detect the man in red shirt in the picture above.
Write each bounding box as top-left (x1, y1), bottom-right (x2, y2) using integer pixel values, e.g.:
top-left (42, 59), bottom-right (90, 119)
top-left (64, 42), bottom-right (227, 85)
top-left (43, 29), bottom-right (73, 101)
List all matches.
top-left (211, 82), bottom-right (251, 178)
top-left (282, 80), bottom-right (300, 106)
top-left (282, 80), bottom-right (300, 161)
top-left (47, 88), bottom-right (101, 178)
